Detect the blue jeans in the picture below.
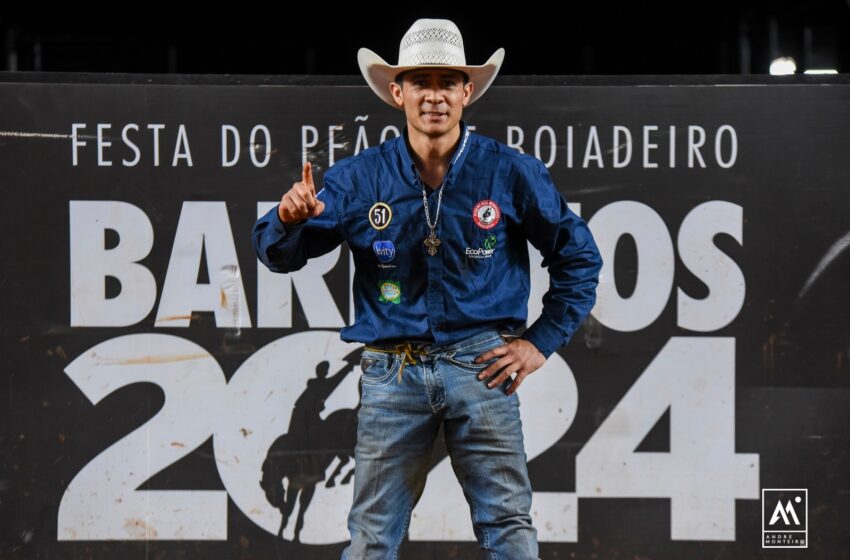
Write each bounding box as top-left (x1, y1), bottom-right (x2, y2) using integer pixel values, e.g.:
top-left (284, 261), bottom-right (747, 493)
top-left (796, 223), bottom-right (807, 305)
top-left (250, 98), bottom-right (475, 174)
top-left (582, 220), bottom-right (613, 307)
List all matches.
top-left (341, 328), bottom-right (539, 560)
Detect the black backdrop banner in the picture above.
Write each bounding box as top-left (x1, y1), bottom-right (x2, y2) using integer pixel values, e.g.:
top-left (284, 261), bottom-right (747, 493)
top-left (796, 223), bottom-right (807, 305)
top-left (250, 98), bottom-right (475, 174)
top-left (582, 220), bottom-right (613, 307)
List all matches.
top-left (1, 73), bottom-right (848, 559)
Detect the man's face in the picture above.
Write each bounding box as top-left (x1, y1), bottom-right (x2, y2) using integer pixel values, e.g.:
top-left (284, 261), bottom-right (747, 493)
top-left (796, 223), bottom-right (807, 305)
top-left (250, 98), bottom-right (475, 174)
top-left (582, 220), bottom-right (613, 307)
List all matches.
top-left (389, 69), bottom-right (474, 139)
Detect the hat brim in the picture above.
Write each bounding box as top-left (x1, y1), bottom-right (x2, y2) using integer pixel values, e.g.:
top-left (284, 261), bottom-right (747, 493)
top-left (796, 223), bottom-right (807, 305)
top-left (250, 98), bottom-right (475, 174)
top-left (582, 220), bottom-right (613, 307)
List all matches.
top-left (357, 47), bottom-right (505, 111)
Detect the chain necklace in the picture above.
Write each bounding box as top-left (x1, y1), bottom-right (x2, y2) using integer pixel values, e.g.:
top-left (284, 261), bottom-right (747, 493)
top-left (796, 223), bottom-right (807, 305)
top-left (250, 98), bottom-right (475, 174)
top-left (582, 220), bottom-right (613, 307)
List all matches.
top-left (416, 125), bottom-right (469, 257)
top-left (421, 177), bottom-right (445, 256)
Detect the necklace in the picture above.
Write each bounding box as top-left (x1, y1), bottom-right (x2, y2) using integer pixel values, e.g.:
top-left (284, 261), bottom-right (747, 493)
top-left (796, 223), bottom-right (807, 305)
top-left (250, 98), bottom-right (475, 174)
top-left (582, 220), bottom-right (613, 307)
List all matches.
top-left (421, 178), bottom-right (445, 256)
top-left (414, 125), bottom-right (469, 257)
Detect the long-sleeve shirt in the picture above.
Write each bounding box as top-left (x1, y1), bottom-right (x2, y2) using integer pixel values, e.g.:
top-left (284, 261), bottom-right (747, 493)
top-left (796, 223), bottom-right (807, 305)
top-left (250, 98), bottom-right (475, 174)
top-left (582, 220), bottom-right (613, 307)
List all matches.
top-left (252, 120), bottom-right (602, 359)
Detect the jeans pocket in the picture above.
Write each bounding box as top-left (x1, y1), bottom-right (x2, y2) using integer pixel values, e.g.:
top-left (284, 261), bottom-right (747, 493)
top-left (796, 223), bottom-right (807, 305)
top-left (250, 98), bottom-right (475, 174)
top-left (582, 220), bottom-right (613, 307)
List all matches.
top-left (360, 356), bottom-right (378, 372)
top-left (445, 336), bottom-right (506, 371)
top-left (360, 353), bottom-right (400, 386)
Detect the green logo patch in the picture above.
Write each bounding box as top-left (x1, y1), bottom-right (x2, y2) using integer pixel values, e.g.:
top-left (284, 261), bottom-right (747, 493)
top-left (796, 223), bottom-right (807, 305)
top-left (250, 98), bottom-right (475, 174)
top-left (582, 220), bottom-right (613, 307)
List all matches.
top-left (379, 280), bottom-right (401, 304)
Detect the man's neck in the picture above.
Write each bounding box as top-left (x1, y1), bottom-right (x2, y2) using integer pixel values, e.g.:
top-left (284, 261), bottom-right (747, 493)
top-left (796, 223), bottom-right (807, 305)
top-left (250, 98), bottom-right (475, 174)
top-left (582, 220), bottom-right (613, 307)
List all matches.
top-left (406, 123), bottom-right (462, 189)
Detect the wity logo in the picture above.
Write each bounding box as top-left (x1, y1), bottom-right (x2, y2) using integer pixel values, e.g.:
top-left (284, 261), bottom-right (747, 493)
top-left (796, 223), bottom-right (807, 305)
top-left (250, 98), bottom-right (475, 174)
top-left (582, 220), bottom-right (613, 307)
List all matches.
top-left (762, 488), bottom-right (808, 548)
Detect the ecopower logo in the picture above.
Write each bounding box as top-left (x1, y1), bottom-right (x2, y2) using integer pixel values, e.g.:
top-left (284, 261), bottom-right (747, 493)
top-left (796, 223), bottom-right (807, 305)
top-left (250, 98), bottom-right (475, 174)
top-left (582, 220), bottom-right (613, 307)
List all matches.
top-left (762, 489), bottom-right (808, 548)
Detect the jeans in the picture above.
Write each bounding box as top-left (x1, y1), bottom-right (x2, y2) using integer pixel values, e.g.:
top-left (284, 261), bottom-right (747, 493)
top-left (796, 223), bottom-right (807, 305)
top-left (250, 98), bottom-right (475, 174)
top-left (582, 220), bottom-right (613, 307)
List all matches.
top-left (341, 328), bottom-right (539, 560)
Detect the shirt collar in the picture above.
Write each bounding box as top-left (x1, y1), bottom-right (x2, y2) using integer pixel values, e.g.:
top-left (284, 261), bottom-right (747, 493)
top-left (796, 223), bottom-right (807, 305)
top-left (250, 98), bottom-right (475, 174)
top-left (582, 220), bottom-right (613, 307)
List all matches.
top-left (397, 120), bottom-right (472, 189)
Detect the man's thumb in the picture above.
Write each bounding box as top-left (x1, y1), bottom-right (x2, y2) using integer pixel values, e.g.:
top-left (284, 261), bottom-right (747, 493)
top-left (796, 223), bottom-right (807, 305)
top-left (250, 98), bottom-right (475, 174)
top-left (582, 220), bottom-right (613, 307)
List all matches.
top-left (311, 200), bottom-right (325, 216)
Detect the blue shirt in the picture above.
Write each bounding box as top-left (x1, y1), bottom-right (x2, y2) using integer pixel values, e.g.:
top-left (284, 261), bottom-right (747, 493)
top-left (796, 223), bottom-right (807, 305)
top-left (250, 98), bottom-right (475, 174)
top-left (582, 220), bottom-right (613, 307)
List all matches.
top-left (252, 120), bottom-right (602, 359)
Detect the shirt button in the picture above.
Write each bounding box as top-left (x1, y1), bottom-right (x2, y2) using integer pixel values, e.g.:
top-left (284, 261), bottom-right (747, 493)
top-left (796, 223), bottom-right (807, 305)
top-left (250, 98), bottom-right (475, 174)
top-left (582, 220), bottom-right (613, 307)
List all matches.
top-left (435, 322), bottom-right (445, 331)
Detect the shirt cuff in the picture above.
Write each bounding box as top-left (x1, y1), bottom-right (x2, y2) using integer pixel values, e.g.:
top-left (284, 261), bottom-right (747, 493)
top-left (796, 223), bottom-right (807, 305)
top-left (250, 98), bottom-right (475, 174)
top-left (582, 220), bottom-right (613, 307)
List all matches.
top-left (273, 207), bottom-right (307, 234)
top-left (521, 317), bottom-right (570, 360)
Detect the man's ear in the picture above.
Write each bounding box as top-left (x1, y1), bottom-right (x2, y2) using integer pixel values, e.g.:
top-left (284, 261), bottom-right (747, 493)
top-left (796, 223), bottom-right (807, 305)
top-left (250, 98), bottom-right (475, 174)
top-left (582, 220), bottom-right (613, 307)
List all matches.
top-left (389, 82), bottom-right (404, 108)
top-left (463, 81), bottom-right (475, 107)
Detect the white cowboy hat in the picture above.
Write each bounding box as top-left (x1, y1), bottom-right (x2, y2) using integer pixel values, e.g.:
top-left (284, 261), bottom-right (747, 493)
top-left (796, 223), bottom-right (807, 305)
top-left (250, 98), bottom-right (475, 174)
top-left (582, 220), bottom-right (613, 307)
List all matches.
top-left (357, 18), bottom-right (505, 110)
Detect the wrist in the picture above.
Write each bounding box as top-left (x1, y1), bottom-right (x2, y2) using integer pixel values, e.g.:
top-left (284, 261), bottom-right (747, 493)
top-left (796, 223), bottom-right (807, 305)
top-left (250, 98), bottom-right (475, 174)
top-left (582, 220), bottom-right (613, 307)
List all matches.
top-left (276, 206), bottom-right (306, 227)
top-left (520, 331), bottom-right (553, 360)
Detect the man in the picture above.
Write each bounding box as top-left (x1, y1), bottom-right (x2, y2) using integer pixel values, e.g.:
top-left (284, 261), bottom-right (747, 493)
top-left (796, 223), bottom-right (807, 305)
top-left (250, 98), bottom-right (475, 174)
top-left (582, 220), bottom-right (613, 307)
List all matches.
top-left (253, 18), bottom-right (602, 559)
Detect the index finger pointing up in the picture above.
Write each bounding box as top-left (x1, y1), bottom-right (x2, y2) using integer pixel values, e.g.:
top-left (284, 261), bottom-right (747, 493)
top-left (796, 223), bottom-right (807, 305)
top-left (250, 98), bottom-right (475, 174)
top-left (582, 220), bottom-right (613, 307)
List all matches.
top-left (302, 161), bottom-right (314, 191)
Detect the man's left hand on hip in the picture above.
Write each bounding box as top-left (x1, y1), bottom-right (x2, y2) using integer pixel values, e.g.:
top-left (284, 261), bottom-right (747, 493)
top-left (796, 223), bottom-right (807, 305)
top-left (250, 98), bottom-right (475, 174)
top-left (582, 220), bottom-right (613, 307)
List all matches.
top-left (475, 338), bottom-right (546, 395)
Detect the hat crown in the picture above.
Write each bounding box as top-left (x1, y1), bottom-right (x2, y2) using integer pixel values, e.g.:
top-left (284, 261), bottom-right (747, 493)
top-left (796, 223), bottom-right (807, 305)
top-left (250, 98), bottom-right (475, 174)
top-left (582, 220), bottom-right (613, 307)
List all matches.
top-left (397, 18), bottom-right (467, 67)
top-left (357, 18), bottom-right (504, 110)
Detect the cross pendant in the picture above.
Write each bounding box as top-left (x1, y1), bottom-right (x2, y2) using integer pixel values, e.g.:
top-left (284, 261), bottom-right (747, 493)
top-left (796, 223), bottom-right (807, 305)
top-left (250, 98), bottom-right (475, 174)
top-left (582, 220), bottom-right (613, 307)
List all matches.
top-left (424, 232), bottom-right (441, 256)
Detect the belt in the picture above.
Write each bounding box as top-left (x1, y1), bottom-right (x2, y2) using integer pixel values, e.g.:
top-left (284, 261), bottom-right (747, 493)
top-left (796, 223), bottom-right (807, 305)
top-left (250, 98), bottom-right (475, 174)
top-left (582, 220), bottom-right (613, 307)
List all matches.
top-left (362, 342), bottom-right (433, 384)
top-left (364, 330), bottom-right (513, 384)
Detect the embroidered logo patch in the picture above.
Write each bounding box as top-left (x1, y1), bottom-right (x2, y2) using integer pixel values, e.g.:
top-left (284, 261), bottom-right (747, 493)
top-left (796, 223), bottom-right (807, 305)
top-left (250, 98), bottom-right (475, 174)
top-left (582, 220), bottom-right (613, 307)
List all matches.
top-left (369, 202), bottom-right (392, 230)
top-left (465, 235), bottom-right (497, 259)
top-left (372, 240), bottom-right (396, 263)
top-left (378, 280), bottom-right (401, 304)
top-left (472, 199), bottom-right (501, 230)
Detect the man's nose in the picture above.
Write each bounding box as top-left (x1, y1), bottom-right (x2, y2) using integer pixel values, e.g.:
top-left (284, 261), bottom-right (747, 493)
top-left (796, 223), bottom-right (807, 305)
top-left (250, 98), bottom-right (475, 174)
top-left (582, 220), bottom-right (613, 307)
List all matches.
top-left (424, 85), bottom-right (443, 102)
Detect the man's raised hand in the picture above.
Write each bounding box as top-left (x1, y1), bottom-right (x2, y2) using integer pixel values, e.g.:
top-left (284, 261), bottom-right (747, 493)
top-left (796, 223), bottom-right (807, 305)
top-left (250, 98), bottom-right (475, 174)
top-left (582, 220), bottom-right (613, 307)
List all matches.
top-left (278, 161), bottom-right (325, 224)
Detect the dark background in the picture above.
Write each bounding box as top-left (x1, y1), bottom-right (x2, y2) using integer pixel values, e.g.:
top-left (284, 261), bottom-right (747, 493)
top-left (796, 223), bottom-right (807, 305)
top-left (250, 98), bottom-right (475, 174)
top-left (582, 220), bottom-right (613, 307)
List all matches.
top-left (1, 1), bottom-right (849, 76)
top-left (1, 75), bottom-right (848, 559)
top-left (2, 2), bottom-right (849, 558)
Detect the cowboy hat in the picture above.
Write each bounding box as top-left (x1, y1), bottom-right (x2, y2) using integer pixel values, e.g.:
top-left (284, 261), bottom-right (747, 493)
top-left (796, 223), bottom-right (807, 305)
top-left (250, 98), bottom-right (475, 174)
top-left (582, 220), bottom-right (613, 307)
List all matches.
top-left (357, 18), bottom-right (505, 110)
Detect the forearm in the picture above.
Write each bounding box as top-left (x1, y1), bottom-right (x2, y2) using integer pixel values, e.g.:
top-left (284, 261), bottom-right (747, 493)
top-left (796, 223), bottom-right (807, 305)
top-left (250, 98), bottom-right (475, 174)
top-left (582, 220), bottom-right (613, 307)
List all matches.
top-left (251, 205), bottom-right (310, 273)
top-left (521, 246), bottom-right (601, 359)
top-left (253, 172), bottom-right (347, 273)
top-left (516, 155), bottom-right (604, 359)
